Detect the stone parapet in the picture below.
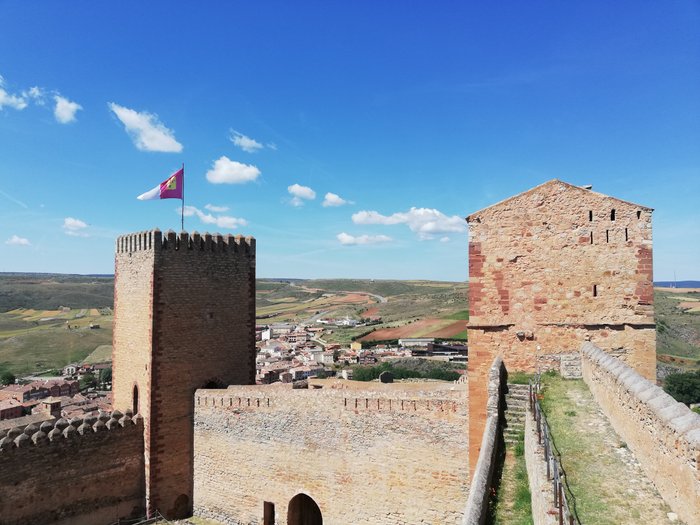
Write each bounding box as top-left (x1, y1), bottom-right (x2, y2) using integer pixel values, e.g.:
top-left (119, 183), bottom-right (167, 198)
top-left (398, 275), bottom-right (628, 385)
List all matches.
top-left (0, 409), bottom-right (145, 525)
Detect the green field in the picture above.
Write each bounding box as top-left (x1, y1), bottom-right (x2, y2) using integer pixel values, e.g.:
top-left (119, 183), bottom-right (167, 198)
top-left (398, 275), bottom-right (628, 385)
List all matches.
top-left (0, 308), bottom-right (113, 375)
top-left (655, 289), bottom-right (700, 369)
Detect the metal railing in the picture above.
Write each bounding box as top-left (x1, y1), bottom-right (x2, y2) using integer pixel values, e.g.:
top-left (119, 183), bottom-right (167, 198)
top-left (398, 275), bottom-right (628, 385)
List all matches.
top-left (529, 374), bottom-right (580, 525)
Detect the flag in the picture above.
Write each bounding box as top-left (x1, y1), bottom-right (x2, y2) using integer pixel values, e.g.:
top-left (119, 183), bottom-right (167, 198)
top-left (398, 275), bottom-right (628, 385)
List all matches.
top-left (137, 168), bottom-right (184, 201)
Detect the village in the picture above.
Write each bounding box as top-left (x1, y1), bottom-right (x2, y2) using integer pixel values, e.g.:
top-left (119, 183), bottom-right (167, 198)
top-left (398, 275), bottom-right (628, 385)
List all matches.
top-left (255, 317), bottom-right (466, 384)
top-left (0, 313), bottom-right (468, 430)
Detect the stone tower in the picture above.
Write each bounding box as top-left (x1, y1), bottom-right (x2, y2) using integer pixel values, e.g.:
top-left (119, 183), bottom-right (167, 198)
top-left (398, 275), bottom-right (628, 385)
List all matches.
top-left (112, 229), bottom-right (256, 519)
top-left (465, 180), bottom-right (655, 473)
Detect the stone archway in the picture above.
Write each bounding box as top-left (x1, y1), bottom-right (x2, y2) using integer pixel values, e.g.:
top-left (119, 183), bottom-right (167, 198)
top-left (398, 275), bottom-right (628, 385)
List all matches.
top-left (287, 493), bottom-right (322, 525)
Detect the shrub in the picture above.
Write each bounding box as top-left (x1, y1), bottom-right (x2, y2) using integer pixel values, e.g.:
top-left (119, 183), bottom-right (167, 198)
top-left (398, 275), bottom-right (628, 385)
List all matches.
top-left (664, 370), bottom-right (700, 405)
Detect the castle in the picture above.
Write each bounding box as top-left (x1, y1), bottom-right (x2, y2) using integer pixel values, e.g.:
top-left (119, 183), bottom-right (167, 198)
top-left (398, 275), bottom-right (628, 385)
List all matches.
top-left (1, 180), bottom-right (698, 525)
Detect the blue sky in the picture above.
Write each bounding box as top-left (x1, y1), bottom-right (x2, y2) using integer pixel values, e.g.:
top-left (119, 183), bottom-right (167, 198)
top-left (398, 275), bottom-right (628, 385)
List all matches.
top-left (0, 2), bottom-right (698, 281)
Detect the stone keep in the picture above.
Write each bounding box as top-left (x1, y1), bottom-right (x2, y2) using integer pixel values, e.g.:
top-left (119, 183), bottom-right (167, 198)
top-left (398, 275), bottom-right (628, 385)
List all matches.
top-left (112, 229), bottom-right (256, 519)
top-left (465, 180), bottom-right (655, 473)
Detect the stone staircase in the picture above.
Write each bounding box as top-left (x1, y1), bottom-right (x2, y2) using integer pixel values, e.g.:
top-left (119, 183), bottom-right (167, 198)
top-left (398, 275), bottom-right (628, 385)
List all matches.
top-left (504, 383), bottom-right (529, 444)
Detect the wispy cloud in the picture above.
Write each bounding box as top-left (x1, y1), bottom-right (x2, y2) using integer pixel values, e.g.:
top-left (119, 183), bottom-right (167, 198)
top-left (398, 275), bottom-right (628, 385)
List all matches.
top-left (0, 189), bottom-right (28, 209)
top-left (108, 102), bottom-right (183, 152)
top-left (204, 204), bottom-right (229, 213)
top-left (63, 217), bottom-right (89, 237)
top-left (5, 235), bottom-right (31, 246)
top-left (181, 205), bottom-right (247, 230)
top-left (322, 192), bottom-right (351, 207)
top-left (352, 207), bottom-right (466, 240)
top-left (230, 130), bottom-right (263, 153)
top-left (0, 75), bottom-right (27, 111)
top-left (337, 232), bottom-right (392, 246)
top-left (288, 184), bottom-right (316, 207)
top-left (206, 156), bottom-right (261, 184)
top-left (54, 95), bottom-right (82, 123)
top-left (23, 86), bottom-right (45, 105)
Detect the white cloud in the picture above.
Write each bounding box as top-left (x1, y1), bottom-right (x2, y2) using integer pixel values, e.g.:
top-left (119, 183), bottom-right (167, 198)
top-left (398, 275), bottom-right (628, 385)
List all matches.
top-left (230, 130), bottom-right (263, 153)
top-left (181, 205), bottom-right (247, 230)
top-left (108, 102), bottom-right (182, 152)
top-left (440, 236), bottom-right (451, 243)
top-left (337, 232), bottom-right (393, 246)
top-left (5, 235), bottom-right (30, 246)
top-left (322, 192), bottom-right (351, 207)
top-left (63, 217), bottom-right (89, 237)
top-left (0, 81), bottom-right (27, 110)
top-left (288, 184), bottom-right (316, 207)
top-left (352, 207), bottom-right (467, 240)
top-left (24, 86), bottom-right (45, 105)
top-left (206, 156), bottom-right (261, 184)
top-left (204, 204), bottom-right (230, 212)
top-left (266, 142), bottom-right (278, 151)
top-left (54, 95), bottom-right (82, 124)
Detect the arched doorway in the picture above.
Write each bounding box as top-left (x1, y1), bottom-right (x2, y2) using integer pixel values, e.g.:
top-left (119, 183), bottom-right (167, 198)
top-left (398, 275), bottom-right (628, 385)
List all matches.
top-left (287, 493), bottom-right (322, 525)
top-left (132, 384), bottom-right (139, 415)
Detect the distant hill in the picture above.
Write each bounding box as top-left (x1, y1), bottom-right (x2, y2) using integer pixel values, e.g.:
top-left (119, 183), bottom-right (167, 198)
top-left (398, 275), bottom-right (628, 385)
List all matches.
top-left (0, 273), bottom-right (114, 312)
top-left (654, 281), bottom-right (700, 288)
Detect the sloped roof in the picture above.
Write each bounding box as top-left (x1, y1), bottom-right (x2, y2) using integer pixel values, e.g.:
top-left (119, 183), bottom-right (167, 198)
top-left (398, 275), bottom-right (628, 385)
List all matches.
top-left (466, 179), bottom-right (653, 220)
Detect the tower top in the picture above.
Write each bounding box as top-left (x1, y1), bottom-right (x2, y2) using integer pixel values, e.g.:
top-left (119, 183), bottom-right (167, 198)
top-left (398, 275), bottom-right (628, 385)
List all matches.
top-left (115, 229), bottom-right (255, 255)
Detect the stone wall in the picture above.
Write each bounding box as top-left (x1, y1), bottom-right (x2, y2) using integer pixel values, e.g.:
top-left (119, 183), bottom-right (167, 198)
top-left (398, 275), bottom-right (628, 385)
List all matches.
top-left (113, 229), bottom-right (257, 518)
top-left (0, 411), bottom-right (144, 525)
top-left (462, 357), bottom-right (506, 525)
top-left (193, 381), bottom-right (468, 525)
top-left (581, 342), bottom-right (700, 524)
top-left (467, 180), bottom-right (655, 474)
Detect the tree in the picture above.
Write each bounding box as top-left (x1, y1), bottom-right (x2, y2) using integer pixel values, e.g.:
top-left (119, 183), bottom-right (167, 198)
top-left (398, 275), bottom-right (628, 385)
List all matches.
top-left (0, 371), bottom-right (16, 386)
top-left (99, 367), bottom-right (112, 384)
top-left (664, 371), bottom-right (700, 406)
top-left (80, 372), bottom-right (98, 390)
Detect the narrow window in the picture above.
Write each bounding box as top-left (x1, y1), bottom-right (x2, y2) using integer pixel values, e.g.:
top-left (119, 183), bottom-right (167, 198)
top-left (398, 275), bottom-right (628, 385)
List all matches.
top-left (132, 385), bottom-right (139, 415)
top-left (610, 209), bottom-right (616, 221)
top-left (593, 285), bottom-right (598, 297)
top-left (264, 502), bottom-right (275, 525)
top-left (588, 210), bottom-right (593, 222)
top-left (637, 210), bottom-right (642, 219)
top-left (590, 232), bottom-right (593, 244)
top-left (625, 228), bottom-right (628, 241)
top-left (606, 230), bottom-right (609, 243)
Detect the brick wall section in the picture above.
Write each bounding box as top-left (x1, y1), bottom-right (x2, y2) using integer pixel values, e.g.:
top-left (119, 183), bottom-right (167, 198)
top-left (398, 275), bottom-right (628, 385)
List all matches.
top-left (467, 180), bottom-right (655, 474)
top-left (113, 229), bottom-right (256, 519)
top-left (0, 413), bottom-right (144, 525)
top-left (193, 382), bottom-right (468, 525)
top-left (581, 342), bottom-right (700, 525)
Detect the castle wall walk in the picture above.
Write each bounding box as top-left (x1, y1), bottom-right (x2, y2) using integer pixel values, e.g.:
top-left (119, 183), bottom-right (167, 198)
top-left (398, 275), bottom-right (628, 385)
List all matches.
top-left (581, 343), bottom-right (700, 525)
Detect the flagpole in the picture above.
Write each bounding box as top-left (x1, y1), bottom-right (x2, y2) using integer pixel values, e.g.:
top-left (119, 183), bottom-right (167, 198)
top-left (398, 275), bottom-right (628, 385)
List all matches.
top-left (181, 163), bottom-right (185, 231)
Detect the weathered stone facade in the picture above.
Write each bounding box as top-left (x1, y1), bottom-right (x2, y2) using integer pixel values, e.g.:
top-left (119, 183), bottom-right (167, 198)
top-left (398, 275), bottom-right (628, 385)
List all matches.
top-left (193, 382), bottom-right (469, 525)
top-left (466, 180), bottom-right (655, 473)
top-left (112, 229), bottom-right (256, 519)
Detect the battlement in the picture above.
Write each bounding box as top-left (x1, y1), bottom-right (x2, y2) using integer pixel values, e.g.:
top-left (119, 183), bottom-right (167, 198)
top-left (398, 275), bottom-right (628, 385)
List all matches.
top-left (116, 229), bottom-right (255, 256)
top-left (195, 393), bottom-right (460, 413)
top-left (0, 409), bottom-right (142, 454)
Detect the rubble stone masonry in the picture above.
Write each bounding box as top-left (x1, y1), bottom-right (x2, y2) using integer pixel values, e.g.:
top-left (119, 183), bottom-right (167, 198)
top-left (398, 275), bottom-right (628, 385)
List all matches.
top-left (113, 229), bottom-right (256, 519)
top-left (0, 412), bottom-right (144, 525)
top-left (193, 382), bottom-right (468, 525)
top-left (466, 180), bottom-right (655, 473)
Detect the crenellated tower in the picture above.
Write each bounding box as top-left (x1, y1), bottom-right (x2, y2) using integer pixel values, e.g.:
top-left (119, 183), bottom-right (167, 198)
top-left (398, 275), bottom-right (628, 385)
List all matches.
top-left (112, 229), bottom-right (256, 519)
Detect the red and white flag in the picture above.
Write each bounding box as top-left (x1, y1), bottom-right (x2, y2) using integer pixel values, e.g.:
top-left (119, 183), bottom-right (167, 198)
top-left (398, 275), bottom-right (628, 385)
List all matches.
top-left (137, 168), bottom-right (184, 201)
